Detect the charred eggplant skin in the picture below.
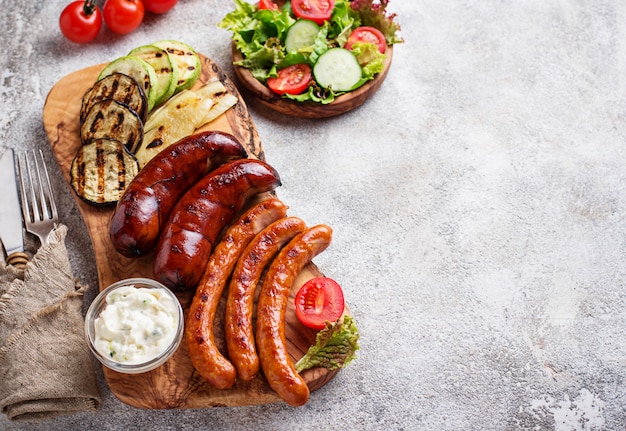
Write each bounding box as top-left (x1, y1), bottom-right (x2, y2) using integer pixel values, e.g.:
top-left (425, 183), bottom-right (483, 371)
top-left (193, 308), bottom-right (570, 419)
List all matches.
top-left (70, 138), bottom-right (139, 206)
top-left (80, 98), bottom-right (144, 154)
top-left (109, 131), bottom-right (248, 258)
top-left (80, 72), bottom-right (148, 124)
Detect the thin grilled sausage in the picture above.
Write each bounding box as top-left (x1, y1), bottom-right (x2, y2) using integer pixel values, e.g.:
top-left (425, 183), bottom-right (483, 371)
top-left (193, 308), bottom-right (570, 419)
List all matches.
top-left (109, 131), bottom-right (247, 257)
top-left (256, 224), bottom-right (333, 406)
top-left (185, 198), bottom-right (288, 389)
top-left (153, 159), bottom-right (281, 291)
top-left (225, 216), bottom-right (307, 382)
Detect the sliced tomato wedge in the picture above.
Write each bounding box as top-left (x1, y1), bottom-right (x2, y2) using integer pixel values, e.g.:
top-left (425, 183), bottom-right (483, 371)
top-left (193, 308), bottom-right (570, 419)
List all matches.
top-left (267, 63), bottom-right (312, 95)
top-left (258, 0), bottom-right (278, 10)
top-left (294, 277), bottom-right (345, 330)
top-left (291, 0), bottom-right (335, 25)
top-left (345, 26), bottom-right (387, 54)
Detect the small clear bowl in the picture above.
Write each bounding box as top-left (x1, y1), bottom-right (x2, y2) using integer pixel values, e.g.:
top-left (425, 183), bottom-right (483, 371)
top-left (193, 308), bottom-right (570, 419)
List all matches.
top-left (85, 278), bottom-right (184, 374)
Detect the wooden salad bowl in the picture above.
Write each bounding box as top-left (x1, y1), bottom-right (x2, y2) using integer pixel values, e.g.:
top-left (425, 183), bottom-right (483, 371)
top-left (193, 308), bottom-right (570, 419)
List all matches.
top-left (231, 43), bottom-right (393, 118)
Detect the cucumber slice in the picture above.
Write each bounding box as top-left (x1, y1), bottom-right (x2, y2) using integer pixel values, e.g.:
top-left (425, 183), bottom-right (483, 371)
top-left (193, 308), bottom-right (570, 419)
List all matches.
top-left (313, 48), bottom-right (363, 92)
top-left (98, 56), bottom-right (159, 112)
top-left (70, 138), bottom-right (139, 206)
top-left (80, 72), bottom-right (147, 123)
top-left (285, 19), bottom-right (320, 53)
top-left (128, 44), bottom-right (179, 107)
top-left (152, 40), bottom-right (202, 93)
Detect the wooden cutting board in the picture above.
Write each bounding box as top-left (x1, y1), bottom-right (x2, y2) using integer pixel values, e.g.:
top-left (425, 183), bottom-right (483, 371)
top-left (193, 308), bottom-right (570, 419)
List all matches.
top-left (42, 54), bottom-right (343, 409)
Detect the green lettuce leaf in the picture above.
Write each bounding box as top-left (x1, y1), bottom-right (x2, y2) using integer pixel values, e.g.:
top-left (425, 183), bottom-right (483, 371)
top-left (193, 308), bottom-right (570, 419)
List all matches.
top-left (351, 41), bottom-right (386, 78)
top-left (349, 0), bottom-right (403, 45)
top-left (295, 316), bottom-right (360, 373)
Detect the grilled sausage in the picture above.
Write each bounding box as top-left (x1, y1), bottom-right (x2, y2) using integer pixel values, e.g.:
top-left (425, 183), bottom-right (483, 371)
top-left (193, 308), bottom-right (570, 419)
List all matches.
top-left (225, 216), bottom-right (307, 382)
top-left (154, 159), bottom-right (282, 291)
top-left (185, 198), bottom-right (288, 389)
top-left (256, 224), bottom-right (333, 406)
top-left (109, 131), bottom-right (247, 258)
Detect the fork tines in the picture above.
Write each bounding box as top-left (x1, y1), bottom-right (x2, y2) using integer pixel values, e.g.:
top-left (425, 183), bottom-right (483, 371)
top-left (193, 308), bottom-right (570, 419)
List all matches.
top-left (17, 149), bottom-right (59, 246)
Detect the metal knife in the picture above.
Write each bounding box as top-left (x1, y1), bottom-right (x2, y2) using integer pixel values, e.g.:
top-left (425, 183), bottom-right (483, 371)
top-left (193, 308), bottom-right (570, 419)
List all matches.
top-left (0, 149), bottom-right (28, 268)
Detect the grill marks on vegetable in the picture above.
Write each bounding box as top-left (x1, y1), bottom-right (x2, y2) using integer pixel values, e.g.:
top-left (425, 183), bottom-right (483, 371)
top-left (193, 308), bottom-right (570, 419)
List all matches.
top-left (164, 47), bottom-right (199, 87)
top-left (70, 139), bottom-right (139, 206)
top-left (80, 72), bottom-right (147, 123)
top-left (80, 99), bottom-right (144, 154)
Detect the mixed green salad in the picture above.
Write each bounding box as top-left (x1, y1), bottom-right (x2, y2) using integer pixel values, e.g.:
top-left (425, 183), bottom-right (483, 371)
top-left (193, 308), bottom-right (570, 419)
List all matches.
top-left (219, 0), bottom-right (403, 104)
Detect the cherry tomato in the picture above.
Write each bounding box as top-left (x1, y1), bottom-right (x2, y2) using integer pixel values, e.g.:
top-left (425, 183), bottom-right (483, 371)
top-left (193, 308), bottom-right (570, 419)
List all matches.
top-left (294, 277), bottom-right (345, 330)
top-left (258, 0), bottom-right (279, 10)
top-left (291, 0), bottom-right (335, 25)
top-left (345, 26), bottom-right (387, 54)
top-left (59, 0), bottom-right (102, 44)
top-left (143, 0), bottom-right (178, 14)
top-left (103, 0), bottom-right (144, 35)
top-left (267, 64), bottom-right (312, 95)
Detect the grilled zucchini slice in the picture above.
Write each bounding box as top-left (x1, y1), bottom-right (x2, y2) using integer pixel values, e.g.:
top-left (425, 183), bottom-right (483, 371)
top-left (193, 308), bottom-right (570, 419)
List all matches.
top-left (136, 89), bottom-right (214, 168)
top-left (152, 40), bottom-right (201, 93)
top-left (128, 44), bottom-right (179, 107)
top-left (80, 99), bottom-right (144, 154)
top-left (80, 72), bottom-right (147, 123)
top-left (98, 56), bottom-right (159, 112)
top-left (70, 139), bottom-right (139, 206)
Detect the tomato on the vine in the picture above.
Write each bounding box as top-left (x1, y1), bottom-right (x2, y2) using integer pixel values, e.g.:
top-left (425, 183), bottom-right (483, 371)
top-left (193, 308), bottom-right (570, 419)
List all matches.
top-left (345, 26), bottom-right (387, 54)
top-left (258, 0), bottom-right (279, 10)
top-left (294, 277), bottom-right (345, 330)
top-left (143, 0), bottom-right (178, 14)
top-left (291, 0), bottom-right (335, 25)
top-left (103, 0), bottom-right (144, 35)
top-left (267, 64), bottom-right (312, 95)
top-left (59, 0), bottom-right (102, 44)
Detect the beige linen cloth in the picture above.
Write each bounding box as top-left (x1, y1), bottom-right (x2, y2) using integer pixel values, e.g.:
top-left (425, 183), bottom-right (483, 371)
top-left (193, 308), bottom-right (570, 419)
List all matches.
top-left (0, 224), bottom-right (101, 422)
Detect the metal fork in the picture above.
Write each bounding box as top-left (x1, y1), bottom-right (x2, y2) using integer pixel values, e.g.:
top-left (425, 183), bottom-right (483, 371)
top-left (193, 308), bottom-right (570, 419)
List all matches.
top-left (17, 149), bottom-right (59, 246)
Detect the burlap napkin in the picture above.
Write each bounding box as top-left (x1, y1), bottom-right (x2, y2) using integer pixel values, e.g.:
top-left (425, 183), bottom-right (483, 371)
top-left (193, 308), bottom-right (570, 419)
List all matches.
top-left (0, 224), bottom-right (101, 422)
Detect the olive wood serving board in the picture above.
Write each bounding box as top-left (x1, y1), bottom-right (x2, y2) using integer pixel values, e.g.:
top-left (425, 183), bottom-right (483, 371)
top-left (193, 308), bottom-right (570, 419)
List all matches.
top-left (42, 54), bottom-right (343, 409)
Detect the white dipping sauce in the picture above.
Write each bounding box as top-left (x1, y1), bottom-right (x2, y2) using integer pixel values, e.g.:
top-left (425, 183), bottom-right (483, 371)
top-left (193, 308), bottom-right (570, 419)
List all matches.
top-left (93, 285), bottom-right (179, 365)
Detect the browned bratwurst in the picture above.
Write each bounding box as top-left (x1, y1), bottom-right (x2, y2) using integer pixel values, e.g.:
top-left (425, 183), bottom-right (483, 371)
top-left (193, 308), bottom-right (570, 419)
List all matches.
top-left (153, 159), bottom-right (282, 291)
top-left (225, 216), bottom-right (307, 382)
top-left (109, 131), bottom-right (247, 257)
top-left (186, 198), bottom-right (288, 389)
top-left (256, 224), bottom-right (333, 407)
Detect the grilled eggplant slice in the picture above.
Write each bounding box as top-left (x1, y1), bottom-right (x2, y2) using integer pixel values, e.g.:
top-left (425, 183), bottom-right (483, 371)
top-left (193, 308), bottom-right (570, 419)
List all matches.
top-left (80, 72), bottom-right (148, 123)
top-left (98, 56), bottom-right (159, 112)
top-left (70, 139), bottom-right (139, 206)
top-left (153, 40), bottom-right (201, 93)
top-left (80, 99), bottom-right (144, 154)
top-left (128, 45), bottom-right (179, 107)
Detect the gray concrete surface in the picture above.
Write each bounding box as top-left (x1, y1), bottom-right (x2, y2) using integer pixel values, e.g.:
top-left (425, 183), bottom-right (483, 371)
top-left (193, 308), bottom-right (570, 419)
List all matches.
top-left (2, 1), bottom-right (625, 429)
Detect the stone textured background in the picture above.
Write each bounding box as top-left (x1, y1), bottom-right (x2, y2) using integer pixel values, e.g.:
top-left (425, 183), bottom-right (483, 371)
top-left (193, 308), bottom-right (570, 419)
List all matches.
top-left (1, 1), bottom-right (625, 429)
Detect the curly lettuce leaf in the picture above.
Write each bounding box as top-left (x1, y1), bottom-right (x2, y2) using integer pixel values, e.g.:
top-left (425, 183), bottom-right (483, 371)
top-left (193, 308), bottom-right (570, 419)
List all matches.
top-left (219, 0), bottom-right (295, 66)
top-left (351, 41), bottom-right (386, 78)
top-left (349, 0), bottom-right (403, 45)
top-left (329, 0), bottom-right (361, 45)
top-left (295, 316), bottom-right (360, 373)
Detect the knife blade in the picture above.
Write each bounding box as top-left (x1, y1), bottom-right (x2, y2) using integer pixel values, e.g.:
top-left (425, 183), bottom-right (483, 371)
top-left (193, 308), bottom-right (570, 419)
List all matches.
top-left (0, 148), bottom-right (27, 267)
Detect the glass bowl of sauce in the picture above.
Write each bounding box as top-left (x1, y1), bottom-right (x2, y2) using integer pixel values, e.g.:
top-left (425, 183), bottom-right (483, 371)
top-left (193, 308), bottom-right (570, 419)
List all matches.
top-left (85, 278), bottom-right (183, 374)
